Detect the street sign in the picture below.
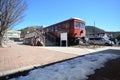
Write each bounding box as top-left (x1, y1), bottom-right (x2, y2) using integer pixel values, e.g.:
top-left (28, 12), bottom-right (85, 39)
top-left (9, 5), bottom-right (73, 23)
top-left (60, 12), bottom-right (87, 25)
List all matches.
top-left (60, 32), bottom-right (68, 46)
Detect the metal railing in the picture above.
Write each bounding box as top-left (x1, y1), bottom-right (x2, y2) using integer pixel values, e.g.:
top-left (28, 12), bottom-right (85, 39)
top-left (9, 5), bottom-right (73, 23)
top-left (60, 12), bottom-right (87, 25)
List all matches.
top-left (38, 32), bottom-right (45, 46)
top-left (45, 32), bottom-right (56, 44)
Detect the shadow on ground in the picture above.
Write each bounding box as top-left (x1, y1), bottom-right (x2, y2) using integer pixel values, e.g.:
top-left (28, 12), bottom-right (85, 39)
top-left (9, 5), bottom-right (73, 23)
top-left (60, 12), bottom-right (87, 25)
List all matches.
top-left (0, 49), bottom-right (120, 80)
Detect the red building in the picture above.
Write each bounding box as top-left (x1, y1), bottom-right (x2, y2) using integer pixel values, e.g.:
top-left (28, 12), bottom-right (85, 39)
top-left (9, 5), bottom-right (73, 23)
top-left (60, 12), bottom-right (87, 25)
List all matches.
top-left (44, 18), bottom-right (86, 45)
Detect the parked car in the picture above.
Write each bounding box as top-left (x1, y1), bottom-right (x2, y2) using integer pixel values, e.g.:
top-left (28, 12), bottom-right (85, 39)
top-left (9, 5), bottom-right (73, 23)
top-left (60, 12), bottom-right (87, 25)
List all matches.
top-left (118, 40), bottom-right (120, 45)
top-left (88, 37), bottom-right (114, 46)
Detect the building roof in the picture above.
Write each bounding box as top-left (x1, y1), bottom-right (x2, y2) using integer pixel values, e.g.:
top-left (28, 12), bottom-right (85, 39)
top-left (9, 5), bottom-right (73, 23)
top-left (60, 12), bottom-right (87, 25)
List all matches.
top-left (44, 17), bottom-right (85, 28)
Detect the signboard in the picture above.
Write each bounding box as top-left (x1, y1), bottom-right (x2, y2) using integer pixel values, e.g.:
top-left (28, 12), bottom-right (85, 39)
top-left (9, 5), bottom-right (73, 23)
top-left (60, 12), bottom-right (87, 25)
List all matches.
top-left (60, 32), bottom-right (67, 40)
top-left (60, 32), bottom-right (68, 46)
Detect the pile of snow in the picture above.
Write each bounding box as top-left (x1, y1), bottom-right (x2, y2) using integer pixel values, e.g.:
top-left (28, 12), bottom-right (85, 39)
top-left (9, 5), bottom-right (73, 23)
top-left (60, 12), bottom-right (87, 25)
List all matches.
top-left (10, 53), bottom-right (119, 80)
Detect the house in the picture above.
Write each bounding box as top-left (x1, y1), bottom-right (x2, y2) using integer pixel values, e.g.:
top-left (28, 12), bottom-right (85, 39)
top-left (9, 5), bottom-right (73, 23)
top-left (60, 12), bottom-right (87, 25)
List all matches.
top-left (4, 30), bottom-right (21, 41)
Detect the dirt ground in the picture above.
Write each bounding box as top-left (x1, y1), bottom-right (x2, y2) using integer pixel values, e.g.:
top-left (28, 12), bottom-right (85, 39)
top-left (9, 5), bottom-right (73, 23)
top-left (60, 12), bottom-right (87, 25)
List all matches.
top-left (88, 57), bottom-right (120, 80)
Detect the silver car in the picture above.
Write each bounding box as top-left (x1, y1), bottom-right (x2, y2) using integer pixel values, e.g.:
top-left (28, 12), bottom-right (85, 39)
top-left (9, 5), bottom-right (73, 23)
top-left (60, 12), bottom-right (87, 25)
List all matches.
top-left (88, 37), bottom-right (114, 46)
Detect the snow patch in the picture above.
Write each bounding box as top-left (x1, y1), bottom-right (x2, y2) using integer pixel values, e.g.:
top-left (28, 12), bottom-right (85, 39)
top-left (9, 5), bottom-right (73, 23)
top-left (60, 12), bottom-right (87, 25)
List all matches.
top-left (10, 53), bottom-right (119, 80)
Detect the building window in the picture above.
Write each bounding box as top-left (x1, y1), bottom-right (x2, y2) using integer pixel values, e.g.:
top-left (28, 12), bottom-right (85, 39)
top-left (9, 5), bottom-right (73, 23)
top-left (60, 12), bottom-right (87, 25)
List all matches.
top-left (80, 23), bottom-right (85, 28)
top-left (76, 22), bottom-right (80, 28)
top-left (66, 23), bottom-right (69, 29)
top-left (55, 26), bottom-right (58, 31)
top-left (76, 22), bottom-right (85, 28)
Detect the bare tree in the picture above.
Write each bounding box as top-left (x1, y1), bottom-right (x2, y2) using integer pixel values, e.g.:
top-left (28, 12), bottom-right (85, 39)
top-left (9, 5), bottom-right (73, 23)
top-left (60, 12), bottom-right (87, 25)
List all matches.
top-left (0, 0), bottom-right (27, 46)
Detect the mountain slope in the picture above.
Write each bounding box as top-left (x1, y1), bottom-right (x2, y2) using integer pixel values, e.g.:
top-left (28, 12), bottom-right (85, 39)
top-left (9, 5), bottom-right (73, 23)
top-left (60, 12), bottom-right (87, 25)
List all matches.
top-left (85, 26), bottom-right (120, 38)
top-left (85, 26), bottom-right (105, 35)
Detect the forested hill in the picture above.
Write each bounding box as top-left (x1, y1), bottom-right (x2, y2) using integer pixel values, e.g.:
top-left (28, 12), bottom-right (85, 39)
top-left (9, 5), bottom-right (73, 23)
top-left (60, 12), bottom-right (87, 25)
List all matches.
top-left (85, 26), bottom-right (120, 38)
top-left (85, 26), bottom-right (105, 35)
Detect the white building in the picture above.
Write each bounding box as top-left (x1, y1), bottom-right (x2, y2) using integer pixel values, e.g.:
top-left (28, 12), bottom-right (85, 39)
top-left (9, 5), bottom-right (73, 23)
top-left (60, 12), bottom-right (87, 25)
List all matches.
top-left (4, 30), bottom-right (21, 41)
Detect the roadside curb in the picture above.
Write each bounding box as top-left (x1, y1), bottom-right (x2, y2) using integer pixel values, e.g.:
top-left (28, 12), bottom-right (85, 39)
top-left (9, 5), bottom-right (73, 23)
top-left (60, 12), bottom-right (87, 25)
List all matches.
top-left (0, 64), bottom-right (41, 77)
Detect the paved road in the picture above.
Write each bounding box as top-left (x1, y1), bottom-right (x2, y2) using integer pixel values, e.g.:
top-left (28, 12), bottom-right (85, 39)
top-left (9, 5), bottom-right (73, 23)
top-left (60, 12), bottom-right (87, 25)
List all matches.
top-left (40, 46), bottom-right (120, 55)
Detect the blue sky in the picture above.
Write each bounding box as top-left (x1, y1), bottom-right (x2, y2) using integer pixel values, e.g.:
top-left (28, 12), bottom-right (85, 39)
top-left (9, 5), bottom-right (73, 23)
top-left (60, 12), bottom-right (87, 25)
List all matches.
top-left (13, 0), bottom-right (120, 31)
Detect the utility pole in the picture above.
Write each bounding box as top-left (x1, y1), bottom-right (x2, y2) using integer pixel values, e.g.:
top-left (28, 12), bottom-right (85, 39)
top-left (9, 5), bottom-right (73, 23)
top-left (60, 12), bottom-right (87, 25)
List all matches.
top-left (94, 21), bottom-right (95, 47)
top-left (94, 21), bottom-right (95, 37)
